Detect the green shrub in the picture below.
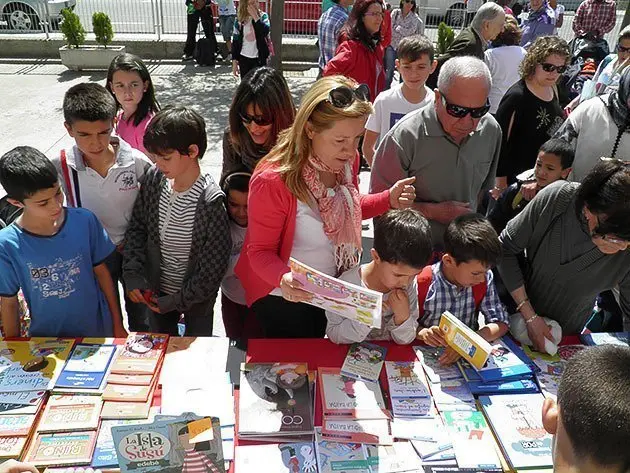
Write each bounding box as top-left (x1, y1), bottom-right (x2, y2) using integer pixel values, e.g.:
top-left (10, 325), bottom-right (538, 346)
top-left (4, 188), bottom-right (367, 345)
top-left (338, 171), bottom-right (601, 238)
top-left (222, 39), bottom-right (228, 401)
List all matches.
top-left (437, 22), bottom-right (455, 56)
top-left (60, 8), bottom-right (85, 48)
top-left (92, 12), bottom-right (114, 48)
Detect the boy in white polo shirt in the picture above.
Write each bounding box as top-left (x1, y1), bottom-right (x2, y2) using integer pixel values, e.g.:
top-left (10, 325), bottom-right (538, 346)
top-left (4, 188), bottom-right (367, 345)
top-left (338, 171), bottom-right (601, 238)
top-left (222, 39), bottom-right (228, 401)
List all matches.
top-left (51, 82), bottom-right (152, 331)
top-left (362, 35), bottom-right (437, 167)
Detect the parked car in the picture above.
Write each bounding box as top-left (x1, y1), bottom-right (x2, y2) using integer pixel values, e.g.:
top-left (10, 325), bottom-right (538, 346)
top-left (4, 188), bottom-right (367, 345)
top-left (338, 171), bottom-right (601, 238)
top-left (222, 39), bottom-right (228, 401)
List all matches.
top-left (0, 0), bottom-right (76, 31)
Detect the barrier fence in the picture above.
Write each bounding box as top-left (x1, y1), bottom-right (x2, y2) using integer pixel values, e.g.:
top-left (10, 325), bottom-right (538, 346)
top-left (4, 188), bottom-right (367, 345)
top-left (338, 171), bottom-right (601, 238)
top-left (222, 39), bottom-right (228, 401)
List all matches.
top-left (0, 0), bottom-right (625, 47)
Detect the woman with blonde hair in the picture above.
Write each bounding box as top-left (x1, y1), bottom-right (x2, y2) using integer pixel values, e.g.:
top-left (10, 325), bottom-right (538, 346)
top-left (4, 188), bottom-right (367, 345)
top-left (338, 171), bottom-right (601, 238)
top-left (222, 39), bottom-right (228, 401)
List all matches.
top-left (231, 0), bottom-right (270, 79)
top-left (235, 76), bottom-right (416, 338)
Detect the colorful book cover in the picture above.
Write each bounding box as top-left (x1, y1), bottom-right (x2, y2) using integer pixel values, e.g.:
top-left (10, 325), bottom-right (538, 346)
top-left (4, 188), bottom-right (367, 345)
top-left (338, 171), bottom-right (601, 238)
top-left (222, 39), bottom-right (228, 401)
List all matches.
top-left (479, 394), bottom-right (553, 469)
top-left (0, 436), bottom-right (27, 458)
top-left (461, 339), bottom-right (532, 383)
top-left (315, 428), bottom-right (370, 473)
top-left (110, 333), bottom-right (168, 375)
top-left (239, 363), bottom-right (314, 437)
top-left (340, 342), bottom-right (387, 383)
top-left (92, 419), bottom-right (145, 469)
top-left (580, 331), bottom-right (630, 346)
top-left (385, 361), bottom-right (430, 398)
top-left (55, 344), bottom-right (117, 390)
top-left (413, 346), bottom-right (463, 384)
top-left (439, 312), bottom-right (492, 370)
top-left (0, 401), bottom-right (42, 416)
top-left (319, 368), bottom-right (388, 420)
top-left (0, 390), bottom-right (46, 406)
top-left (466, 378), bottom-right (539, 396)
top-left (37, 395), bottom-right (102, 432)
top-left (112, 415), bottom-right (224, 473)
top-left (290, 258), bottom-right (383, 329)
top-left (25, 431), bottom-right (98, 467)
top-left (390, 397), bottom-right (434, 418)
top-left (522, 346), bottom-right (565, 376)
top-left (0, 414), bottom-right (35, 436)
top-left (235, 442), bottom-right (318, 472)
top-left (0, 338), bottom-right (74, 392)
top-left (363, 442), bottom-right (423, 473)
top-left (321, 418), bottom-right (392, 445)
top-left (431, 379), bottom-right (475, 409)
top-left (441, 410), bottom-right (502, 471)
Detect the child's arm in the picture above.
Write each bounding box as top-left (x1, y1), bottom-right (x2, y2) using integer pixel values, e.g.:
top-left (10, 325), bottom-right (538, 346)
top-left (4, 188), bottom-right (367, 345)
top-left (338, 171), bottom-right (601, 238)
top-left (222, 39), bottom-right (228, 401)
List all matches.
top-left (0, 296), bottom-right (20, 338)
top-left (325, 310), bottom-right (372, 344)
top-left (478, 271), bottom-right (510, 343)
top-left (93, 263), bottom-right (127, 338)
top-left (387, 287), bottom-right (418, 345)
top-left (478, 321), bottom-right (509, 342)
top-left (362, 130), bottom-right (380, 167)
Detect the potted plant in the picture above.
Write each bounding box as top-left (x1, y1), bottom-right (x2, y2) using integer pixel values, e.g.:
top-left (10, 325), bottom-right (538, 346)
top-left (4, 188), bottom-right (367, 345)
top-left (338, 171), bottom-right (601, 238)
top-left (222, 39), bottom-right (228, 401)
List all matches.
top-left (437, 22), bottom-right (455, 56)
top-left (59, 10), bottom-right (125, 71)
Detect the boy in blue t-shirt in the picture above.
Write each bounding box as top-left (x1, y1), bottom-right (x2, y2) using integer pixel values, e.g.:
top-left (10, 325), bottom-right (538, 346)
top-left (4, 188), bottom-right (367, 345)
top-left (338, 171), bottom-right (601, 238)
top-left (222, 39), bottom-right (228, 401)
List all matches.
top-left (0, 146), bottom-right (126, 338)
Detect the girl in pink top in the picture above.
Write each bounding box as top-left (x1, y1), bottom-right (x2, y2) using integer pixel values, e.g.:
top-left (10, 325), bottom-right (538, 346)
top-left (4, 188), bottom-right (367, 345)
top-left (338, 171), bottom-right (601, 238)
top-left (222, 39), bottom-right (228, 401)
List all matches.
top-left (235, 75), bottom-right (416, 339)
top-left (106, 53), bottom-right (160, 155)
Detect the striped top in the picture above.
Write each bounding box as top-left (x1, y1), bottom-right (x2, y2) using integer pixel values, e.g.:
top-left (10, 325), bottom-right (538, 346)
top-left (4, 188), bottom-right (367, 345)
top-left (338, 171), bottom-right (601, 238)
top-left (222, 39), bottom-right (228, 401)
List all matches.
top-left (159, 174), bottom-right (207, 295)
top-left (182, 448), bottom-right (221, 473)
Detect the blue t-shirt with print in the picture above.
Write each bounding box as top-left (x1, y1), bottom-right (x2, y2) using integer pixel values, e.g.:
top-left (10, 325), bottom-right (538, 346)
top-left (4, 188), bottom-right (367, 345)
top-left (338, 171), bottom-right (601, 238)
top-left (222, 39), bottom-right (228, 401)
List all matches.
top-left (0, 207), bottom-right (115, 337)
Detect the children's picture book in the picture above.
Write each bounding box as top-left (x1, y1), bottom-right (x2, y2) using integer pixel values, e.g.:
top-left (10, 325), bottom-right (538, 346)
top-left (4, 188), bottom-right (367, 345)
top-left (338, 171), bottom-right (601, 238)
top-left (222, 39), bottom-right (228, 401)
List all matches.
top-left (580, 332), bottom-right (630, 346)
top-left (0, 390), bottom-right (46, 406)
top-left (522, 346), bottom-right (565, 376)
top-left (0, 436), bottom-right (27, 459)
top-left (319, 368), bottom-right (388, 420)
top-left (321, 418), bottom-right (392, 445)
top-left (458, 339), bottom-right (532, 383)
top-left (239, 363), bottom-right (314, 438)
top-left (110, 333), bottom-right (168, 375)
top-left (315, 428), bottom-right (370, 473)
top-left (0, 338), bottom-right (74, 392)
top-left (385, 361), bottom-right (430, 398)
top-left (390, 417), bottom-right (447, 442)
top-left (103, 382), bottom-right (153, 402)
top-left (363, 441), bottom-right (423, 473)
top-left (235, 442), bottom-right (318, 472)
top-left (413, 346), bottom-right (463, 384)
top-left (536, 372), bottom-right (562, 399)
top-left (410, 438), bottom-right (454, 461)
top-left (441, 410), bottom-right (502, 471)
top-left (112, 414), bottom-right (224, 473)
top-left (0, 414), bottom-right (35, 436)
top-left (25, 431), bottom-right (98, 467)
top-left (101, 397), bottom-right (153, 420)
top-left (431, 379), bottom-right (475, 410)
top-left (55, 344), bottom-right (117, 390)
top-left (479, 394), bottom-right (553, 470)
top-left (390, 397), bottom-right (434, 418)
top-left (439, 312), bottom-right (492, 370)
top-left (290, 258), bottom-right (383, 329)
top-left (92, 419), bottom-right (150, 469)
top-left (0, 401), bottom-right (42, 416)
top-left (37, 394), bottom-right (102, 432)
top-left (340, 342), bottom-right (387, 383)
top-left (466, 377), bottom-right (539, 396)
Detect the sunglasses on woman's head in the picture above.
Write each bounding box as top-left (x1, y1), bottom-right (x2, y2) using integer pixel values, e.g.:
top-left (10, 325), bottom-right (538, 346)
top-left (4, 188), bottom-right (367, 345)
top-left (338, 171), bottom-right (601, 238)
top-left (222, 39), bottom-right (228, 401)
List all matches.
top-left (240, 112), bottom-right (272, 126)
top-left (440, 96), bottom-right (490, 119)
top-left (327, 84), bottom-right (371, 108)
top-left (617, 44), bottom-right (630, 53)
top-left (540, 63), bottom-right (567, 73)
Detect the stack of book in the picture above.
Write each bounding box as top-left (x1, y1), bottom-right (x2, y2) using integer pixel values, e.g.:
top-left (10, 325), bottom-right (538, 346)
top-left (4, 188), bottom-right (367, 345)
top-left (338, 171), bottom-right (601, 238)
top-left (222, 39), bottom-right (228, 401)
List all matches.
top-left (580, 331), bottom-right (630, 346)
top-left (53, 343), bottom-right (118, 395)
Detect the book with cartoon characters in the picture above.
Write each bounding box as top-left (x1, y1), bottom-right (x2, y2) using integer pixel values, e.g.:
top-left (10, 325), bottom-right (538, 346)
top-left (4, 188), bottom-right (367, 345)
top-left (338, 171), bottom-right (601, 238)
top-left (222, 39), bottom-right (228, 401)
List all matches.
top-left (54, 344), bottom-right (117, 391)
top-left (110, 334), bottom-right (168, 375)
top-left (385, 361), bottom-right (430, 399)
top-left (479, 394), bottom-right (553, 470)
top-left (458, 339), bottom-right (532, 383)
top-left (0, 338), bottom-right (75, 392)
top-left (289, 258), bottom-right (383, 329)
top-left (413, 346), bottom-right (463, 384)
top-left (238, 363), bottom-right (314, 439)
top-left (315, 427), bottom-right (370, 473)
top-left (235, 442), bottom-right (318, 472)
top-left (319, 368), bottom-right (388, 420)
top-left (340, 342), bottom-right (387, 383)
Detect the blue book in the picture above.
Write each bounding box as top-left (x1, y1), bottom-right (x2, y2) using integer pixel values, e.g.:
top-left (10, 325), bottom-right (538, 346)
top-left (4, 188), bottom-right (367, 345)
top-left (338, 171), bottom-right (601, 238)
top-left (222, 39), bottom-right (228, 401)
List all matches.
top-left (467, 378), bottom-right (540, 395)
top-left (55, 344), bottom-right (117, 390)
top-left (91, 419), bottom-right (129, 468)
top-left (580, 332), bottom-right (630, 346)
top-left (460, 338), bottom-right (532, 383)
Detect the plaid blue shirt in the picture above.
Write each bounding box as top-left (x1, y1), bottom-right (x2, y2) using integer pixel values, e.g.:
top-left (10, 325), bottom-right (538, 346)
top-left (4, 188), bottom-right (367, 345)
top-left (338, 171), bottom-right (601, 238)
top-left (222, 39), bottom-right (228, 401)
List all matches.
top-left (318, 4), bottom-right (349, 69)
top-left (419, 263), bottom-right (509, 330)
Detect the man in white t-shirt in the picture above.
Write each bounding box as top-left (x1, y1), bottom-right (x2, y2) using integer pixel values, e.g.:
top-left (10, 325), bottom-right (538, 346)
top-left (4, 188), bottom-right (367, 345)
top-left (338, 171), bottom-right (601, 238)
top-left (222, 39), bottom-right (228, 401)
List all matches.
top-left (363, 35), bottom-right (437, 166)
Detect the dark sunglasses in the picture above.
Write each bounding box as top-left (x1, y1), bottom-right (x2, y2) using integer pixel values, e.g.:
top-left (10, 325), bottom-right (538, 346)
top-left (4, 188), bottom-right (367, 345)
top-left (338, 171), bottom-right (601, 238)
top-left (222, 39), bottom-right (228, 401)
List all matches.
top-left (327, 84), bottom-right (371, 107)
top-left (617, 44), bottom-right (630, 53)
top-left (240, 112), bottom-right (272, 126)
top-left (441, 96), bottom-right (490, 119)
top-left (540, 62), bottom-right (567, 74)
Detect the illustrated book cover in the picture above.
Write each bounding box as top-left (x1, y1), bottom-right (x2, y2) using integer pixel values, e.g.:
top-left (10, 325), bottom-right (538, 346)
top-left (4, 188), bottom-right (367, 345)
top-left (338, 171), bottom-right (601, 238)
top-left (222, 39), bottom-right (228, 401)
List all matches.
top-left (55, 344), bottom-right (117, 390)
top-left (340, 342), bottom-right (387, 383)
top-left (110, 333), bottom-right (168, 375)
top-left (318, 367), bottom-right (388, 419)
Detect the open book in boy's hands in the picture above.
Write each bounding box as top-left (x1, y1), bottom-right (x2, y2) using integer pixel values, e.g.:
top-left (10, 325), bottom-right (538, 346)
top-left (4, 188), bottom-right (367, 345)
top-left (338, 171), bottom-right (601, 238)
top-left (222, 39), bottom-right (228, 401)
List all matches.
top-left (439, 311), bottom-right (492, 370)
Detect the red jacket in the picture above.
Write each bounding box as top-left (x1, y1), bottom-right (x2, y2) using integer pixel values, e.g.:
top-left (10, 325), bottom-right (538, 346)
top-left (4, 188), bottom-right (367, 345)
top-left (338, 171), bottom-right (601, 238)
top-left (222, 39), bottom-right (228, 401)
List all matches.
top-left (235, 154), bottom-right (391, 307)
top-left (381, 8), bottom-right (392, 49)
top-left (323, 39), bottom-right (385, 102)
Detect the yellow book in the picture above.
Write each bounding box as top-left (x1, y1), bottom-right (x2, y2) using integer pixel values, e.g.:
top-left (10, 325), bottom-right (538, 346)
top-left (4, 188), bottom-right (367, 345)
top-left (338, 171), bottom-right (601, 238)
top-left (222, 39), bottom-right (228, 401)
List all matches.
top-left (439, 311), bottom-right (492, 370)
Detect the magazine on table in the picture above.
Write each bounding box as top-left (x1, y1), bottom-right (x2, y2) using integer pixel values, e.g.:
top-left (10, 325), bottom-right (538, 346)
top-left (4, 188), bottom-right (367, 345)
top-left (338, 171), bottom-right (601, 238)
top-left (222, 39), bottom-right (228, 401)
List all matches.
top-left (289, 258), bottom-right (383, 329)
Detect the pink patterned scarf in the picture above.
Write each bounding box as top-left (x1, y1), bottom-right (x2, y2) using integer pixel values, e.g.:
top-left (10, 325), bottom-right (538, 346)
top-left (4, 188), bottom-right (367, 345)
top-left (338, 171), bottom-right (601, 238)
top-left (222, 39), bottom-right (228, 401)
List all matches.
top-left (302, 155), bottom-right (362, 274)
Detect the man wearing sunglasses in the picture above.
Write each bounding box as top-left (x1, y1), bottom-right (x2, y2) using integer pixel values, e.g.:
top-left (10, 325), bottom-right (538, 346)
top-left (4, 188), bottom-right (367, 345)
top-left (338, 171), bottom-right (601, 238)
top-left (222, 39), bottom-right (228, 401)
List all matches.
top-left (370, 56), bottom-right (501, 250)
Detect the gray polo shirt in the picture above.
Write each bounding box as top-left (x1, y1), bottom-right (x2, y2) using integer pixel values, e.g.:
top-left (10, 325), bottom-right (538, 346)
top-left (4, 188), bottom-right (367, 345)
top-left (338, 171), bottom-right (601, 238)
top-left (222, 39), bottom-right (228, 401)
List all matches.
top-left (369, 103), bottom-right (501, 246)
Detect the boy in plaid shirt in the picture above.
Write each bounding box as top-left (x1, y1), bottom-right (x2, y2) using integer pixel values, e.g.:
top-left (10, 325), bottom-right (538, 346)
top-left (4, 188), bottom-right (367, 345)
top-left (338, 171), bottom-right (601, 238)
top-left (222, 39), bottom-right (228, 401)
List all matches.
top-left (416, 214), bottom-right (509, 364)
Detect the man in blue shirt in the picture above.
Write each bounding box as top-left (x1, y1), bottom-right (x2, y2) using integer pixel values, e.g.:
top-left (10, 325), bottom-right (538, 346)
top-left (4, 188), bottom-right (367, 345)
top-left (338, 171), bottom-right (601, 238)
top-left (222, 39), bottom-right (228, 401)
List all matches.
top-left (318, 0), bottom-right (354, 74)
top-left (0, 146), bottom-right (126, 338)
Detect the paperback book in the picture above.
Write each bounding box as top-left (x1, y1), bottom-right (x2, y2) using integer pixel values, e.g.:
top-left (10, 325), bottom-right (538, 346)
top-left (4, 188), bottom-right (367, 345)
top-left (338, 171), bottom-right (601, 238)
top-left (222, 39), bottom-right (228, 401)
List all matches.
top-left (103, 382), bottom-right (153, 402)
top-left (0, 390), bottom-right (46, 406)
top-left (54, 344), bottom-right (117, 391)
top-left (0, 436), bottom-right (27, 459)
top-left (37, 394), bottom-right (102, 432)
top-left (580, 332), bottom-right (630, 346)
top-left (363, 442), bottom-right (423, 473)
top-left (315, 428), bottom-right (370, 473)
top-left (458, 339), bottom-right (532, 383)
top-left (25, 431), bottom-right (98, 467)
top-left (431, 379), bottom-right (475, 410)
top-left (390, 417), bottom-right (445, 441)
top-left (413, 346), bottom-right (463, 384)
top-left (439, 312), bottom-right (492, 370)
top-left (385, 361), bottom-right (430, 398)
top-left (235, 442), bottom-right (318, 472)
top-left (321, 418), bottom-right (392, 445)
top-left (390, 397), bottom-right (434, 418)
top-left (290, 258), bottom-right (383, 329)
top-left (110, 333), bottom-right (168, 375)
top-left (340, 342), bottom-right (387, 383)
top-left (0, 414), bottom-right (34, 436)
top-left (319, 367), bottom-right (388, 419)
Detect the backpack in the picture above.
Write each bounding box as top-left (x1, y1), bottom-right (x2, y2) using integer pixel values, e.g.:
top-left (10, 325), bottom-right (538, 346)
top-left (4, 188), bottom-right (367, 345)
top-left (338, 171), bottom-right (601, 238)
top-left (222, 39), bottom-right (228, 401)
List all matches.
top-left (416, 266), bottom-right (487, 319)
top-left (194, 37), bottom-right (216, 66)
top-left (0, 197), bottom-right (21, 229)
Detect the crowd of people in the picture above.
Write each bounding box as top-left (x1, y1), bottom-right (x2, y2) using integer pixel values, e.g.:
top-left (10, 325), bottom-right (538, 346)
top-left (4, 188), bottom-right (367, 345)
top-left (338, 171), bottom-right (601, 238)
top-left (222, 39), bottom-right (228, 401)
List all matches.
top-left (0, 0), bottom-right (629, 469)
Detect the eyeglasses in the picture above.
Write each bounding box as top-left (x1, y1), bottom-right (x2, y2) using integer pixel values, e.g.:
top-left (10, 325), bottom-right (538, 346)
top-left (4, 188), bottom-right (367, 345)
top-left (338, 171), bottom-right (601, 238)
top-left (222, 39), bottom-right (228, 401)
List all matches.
top-left (327, 84), bottom-right (371, 107)
top-left (240, 113), bottom-right (272, 126)
top-left (540, 63), bottom-right (568, 74)
top-left (617, 44), bottom-right (630, 53)
top-left (403, 0), bottom-right (413, 3)
top-left (440, 96), bottom-right (490, 119)
top-left (364, 11), bottom-right (384, 17)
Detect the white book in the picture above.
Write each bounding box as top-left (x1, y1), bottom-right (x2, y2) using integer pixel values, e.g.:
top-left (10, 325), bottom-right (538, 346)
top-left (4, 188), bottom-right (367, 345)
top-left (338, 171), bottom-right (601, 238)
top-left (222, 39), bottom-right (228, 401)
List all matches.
top-left (385, 361), bottom-right (430, 398)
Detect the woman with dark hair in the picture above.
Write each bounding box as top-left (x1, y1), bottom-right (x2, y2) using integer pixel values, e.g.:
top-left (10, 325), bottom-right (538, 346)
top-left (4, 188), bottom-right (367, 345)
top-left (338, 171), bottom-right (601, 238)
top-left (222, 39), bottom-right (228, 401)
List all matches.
top-left (498, 159), bottom-right (630, 352)
top-left (384, 0), bottom-right (424, 89)
top-left (221, 67), bottom-right (295, 182)
top-left (323, 0), bottom-right (386, 100)
top-left (493, 36), bottom-right (568, 198)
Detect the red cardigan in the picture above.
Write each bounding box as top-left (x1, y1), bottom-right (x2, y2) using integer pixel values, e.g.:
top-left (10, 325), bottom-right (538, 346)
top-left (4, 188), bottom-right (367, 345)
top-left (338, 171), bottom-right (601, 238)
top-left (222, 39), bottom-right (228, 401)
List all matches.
top-left (235, 155), bottom-right (391, 307)
top-left (323, 39), bottom-right (385, 102)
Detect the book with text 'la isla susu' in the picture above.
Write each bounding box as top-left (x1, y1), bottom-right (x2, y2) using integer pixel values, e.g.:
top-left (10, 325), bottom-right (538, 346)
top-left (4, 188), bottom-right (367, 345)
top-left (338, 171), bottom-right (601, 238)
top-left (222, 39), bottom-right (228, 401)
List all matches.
top-left (54, 343), bottom-right (117, 394)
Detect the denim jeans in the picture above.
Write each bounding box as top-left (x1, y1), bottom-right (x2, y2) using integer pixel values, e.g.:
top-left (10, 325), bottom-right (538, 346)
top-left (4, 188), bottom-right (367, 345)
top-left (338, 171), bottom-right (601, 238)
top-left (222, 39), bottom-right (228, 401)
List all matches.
top-left (384, 45), bottom-right (397, 90)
